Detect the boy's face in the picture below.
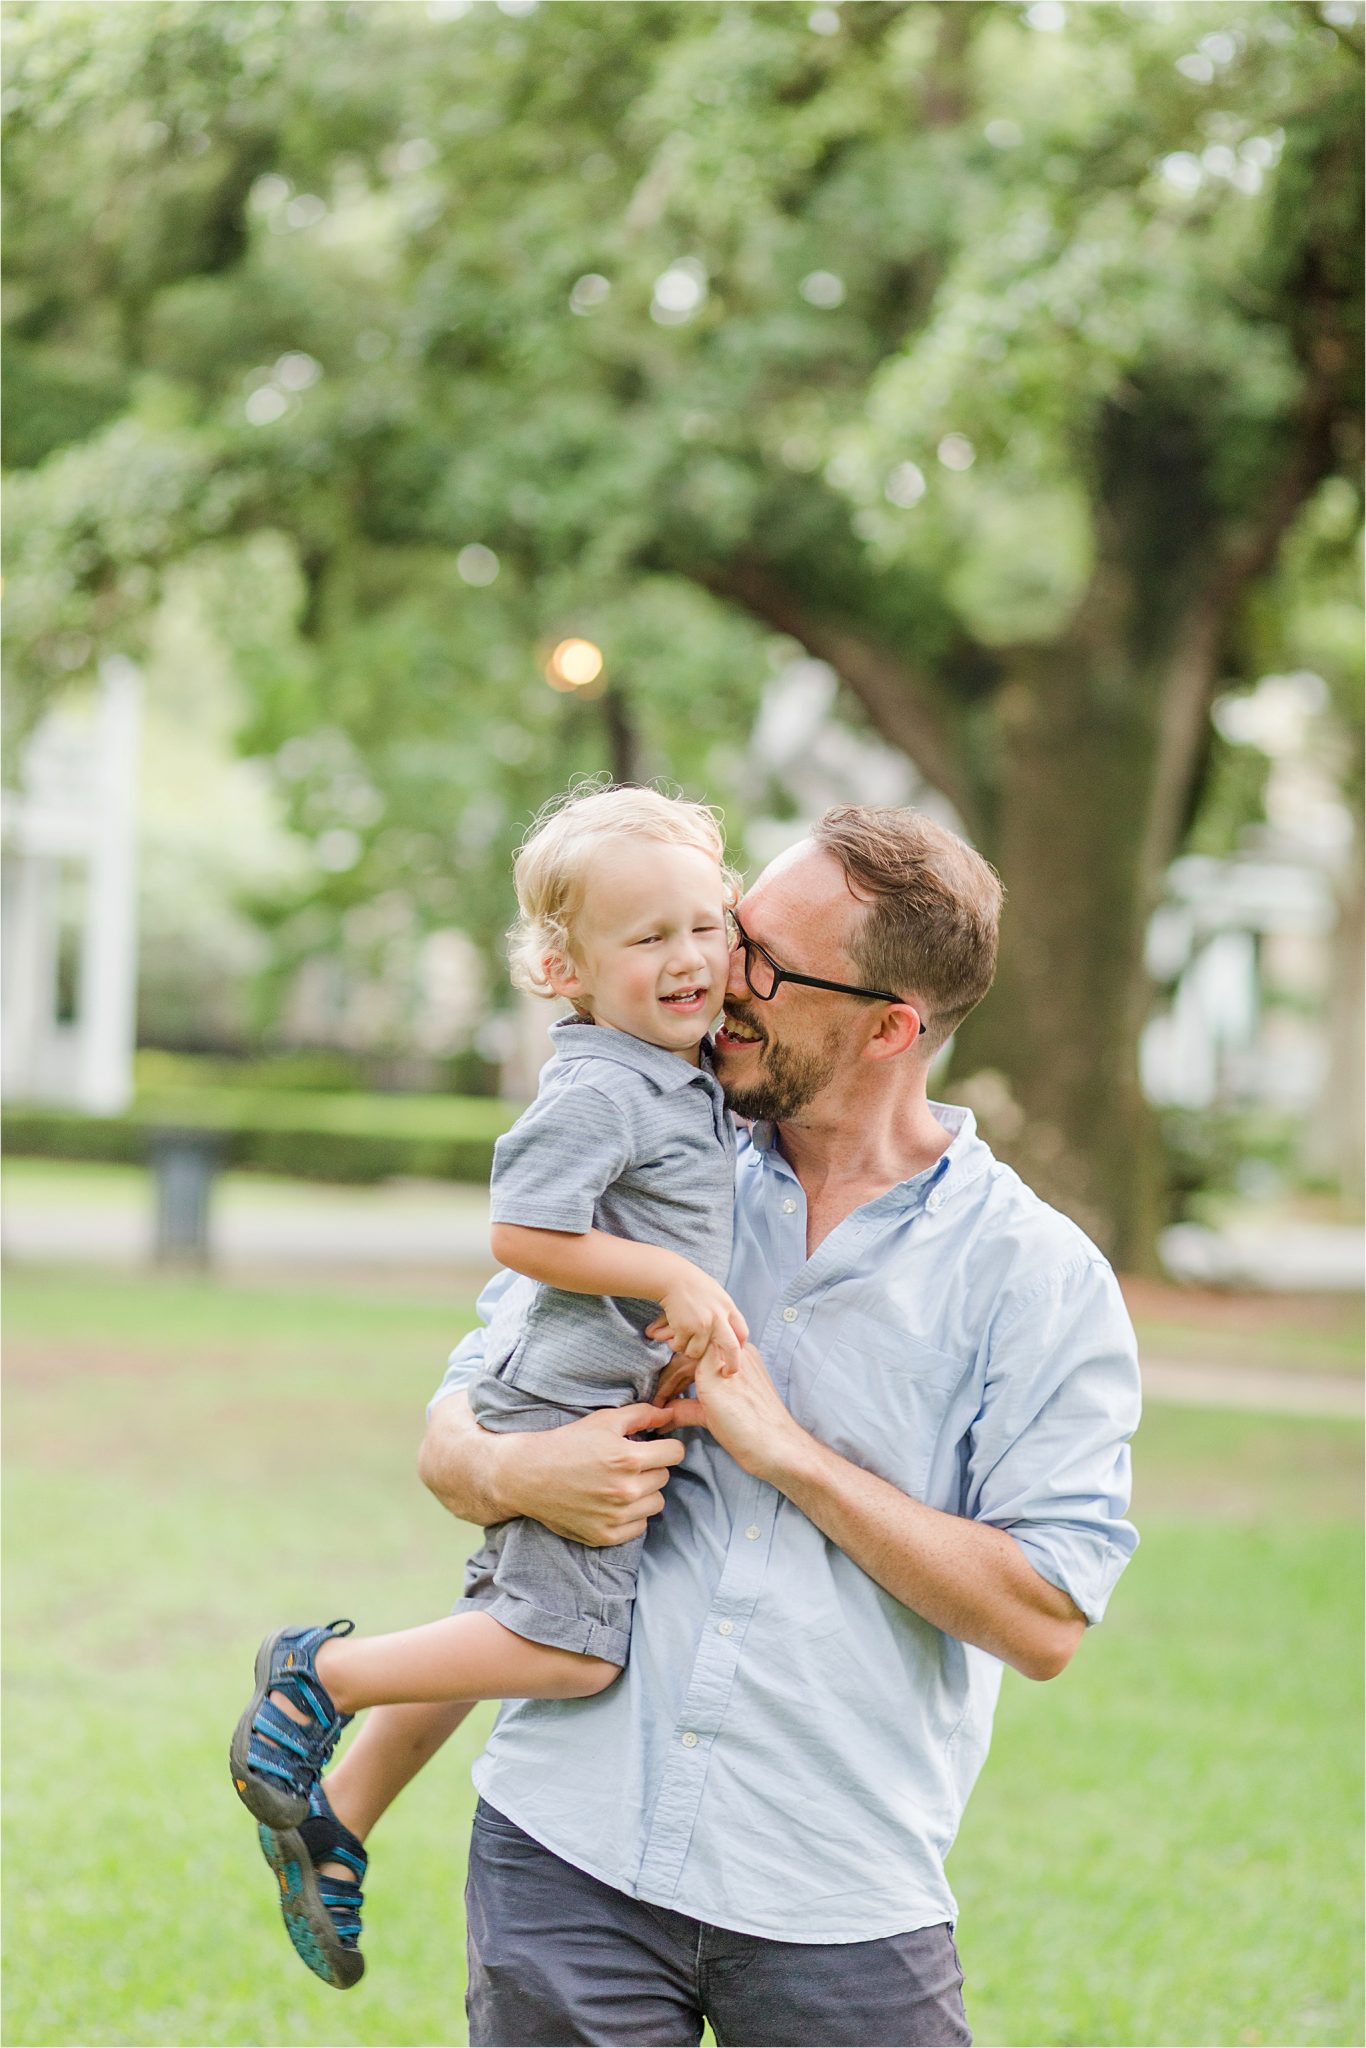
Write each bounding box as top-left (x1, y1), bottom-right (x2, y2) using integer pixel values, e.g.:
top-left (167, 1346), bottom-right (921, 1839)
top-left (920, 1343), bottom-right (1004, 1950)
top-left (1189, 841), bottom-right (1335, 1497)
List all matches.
top-left (548, 838), bottom-right (733, 1057)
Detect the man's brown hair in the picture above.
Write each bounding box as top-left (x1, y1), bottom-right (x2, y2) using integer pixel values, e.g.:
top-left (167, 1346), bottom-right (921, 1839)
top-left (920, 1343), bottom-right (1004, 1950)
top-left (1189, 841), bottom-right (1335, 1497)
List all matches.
top-left (811, 807), bottom-right (1003, 1051)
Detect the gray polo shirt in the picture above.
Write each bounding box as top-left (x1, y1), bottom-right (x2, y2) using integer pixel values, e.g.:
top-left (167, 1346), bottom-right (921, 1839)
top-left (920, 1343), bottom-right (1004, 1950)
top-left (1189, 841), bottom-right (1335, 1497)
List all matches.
top-left (479, 1017), bottom-right (736, 1410)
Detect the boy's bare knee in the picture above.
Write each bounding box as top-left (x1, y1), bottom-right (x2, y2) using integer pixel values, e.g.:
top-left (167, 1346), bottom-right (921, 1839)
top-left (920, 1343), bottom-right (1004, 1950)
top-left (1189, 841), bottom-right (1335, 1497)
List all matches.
top-left (569, 1656), bottom-right (623, 1698)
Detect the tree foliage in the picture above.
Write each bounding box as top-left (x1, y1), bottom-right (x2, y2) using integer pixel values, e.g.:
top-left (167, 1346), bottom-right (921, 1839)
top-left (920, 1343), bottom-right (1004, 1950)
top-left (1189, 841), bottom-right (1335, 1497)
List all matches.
top-left (4, 0), bottom-right (1361, 1256)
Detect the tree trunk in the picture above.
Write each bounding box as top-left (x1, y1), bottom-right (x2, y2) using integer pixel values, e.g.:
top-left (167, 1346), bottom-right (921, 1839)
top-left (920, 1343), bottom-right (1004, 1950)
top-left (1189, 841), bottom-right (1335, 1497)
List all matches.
top-left (601, 681), bottom-right (641, 786)
top-left (946, 657), bottom-right (1166, 1271)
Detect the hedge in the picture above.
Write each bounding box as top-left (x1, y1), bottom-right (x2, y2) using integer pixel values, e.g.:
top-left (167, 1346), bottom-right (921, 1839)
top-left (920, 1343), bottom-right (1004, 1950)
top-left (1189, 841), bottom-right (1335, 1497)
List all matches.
top-left (1, 1088), bottom-right (525, 1186)
top-left (132, 1047), bottom-right (500, 1098)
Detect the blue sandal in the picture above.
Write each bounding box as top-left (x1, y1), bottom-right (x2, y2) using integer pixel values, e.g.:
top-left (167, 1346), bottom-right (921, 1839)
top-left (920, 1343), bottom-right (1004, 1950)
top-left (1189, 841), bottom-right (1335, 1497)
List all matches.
top-left (258, 1780), bottom-right (367, 1990)
top-left (230, 1620), bottom-right (354, 1829)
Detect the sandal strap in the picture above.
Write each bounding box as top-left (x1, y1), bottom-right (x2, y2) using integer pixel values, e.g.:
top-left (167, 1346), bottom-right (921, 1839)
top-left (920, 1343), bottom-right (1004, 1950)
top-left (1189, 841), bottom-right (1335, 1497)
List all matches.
top-left (248, 1622), bottom-right (354, 1801)
top-left (315, 1874), bottom-right (364, 1946)
top-left (300, 1786), bottom-right (367, 1951)
top-left (248, 1699), bottom-right (347, 1795)
top-left (299, 1813), bottom-right (368, 1884)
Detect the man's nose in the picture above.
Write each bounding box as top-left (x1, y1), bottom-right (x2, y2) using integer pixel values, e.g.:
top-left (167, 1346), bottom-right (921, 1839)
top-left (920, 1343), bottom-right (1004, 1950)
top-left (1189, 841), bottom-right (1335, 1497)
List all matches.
top-left (725, 942), bottom-right (749, 999)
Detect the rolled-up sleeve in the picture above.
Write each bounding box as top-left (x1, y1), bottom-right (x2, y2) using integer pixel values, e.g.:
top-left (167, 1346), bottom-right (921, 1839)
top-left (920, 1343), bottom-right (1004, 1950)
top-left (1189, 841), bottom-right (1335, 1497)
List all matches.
top-left (965, 1256), bottom-right (1140, 1625)
top-left (490, 1074), bottom-right (634, 1234)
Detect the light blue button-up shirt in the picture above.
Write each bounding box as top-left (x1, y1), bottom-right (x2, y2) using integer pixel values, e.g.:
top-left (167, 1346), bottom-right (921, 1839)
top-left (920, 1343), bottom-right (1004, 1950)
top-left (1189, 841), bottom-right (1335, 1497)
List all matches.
top-left (431, 1104), bottom-right (1140, 1942)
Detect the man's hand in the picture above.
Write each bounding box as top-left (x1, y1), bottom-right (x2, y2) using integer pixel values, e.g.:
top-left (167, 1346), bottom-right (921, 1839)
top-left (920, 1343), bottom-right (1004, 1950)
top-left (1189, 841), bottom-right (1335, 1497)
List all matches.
top-left (419, 1392), bottom-right (686, 1548)
top-left (658, 1340), bottom-right (814, 1487)
top-left (654, 1344), bottom-right (1086, 1680)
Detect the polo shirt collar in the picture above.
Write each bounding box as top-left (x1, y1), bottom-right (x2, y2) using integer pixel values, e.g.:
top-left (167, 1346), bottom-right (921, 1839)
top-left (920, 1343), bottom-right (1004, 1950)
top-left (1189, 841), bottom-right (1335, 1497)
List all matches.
top-left (548, 1015), bottom-right (713, 1092)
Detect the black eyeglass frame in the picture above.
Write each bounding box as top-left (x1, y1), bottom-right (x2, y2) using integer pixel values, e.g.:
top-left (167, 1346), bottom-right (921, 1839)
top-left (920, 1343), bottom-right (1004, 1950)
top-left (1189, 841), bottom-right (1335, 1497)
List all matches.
top-left (729, 915), bottom-right (926, 1036)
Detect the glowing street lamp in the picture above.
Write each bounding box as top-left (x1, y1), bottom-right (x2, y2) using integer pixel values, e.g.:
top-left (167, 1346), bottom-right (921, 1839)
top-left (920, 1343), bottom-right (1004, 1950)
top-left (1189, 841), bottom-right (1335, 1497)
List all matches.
top-left (545, 638), bottom-right (604, 691)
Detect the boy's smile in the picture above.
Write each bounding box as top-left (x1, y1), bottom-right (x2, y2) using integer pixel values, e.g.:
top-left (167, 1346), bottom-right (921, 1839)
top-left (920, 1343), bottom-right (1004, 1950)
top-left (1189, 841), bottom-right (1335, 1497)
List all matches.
top-left (547, 838), bottom-right (733, 1058)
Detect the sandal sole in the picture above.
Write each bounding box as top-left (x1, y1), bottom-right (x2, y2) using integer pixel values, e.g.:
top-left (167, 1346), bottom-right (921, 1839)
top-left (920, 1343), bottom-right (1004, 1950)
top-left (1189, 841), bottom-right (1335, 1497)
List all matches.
top-left (229, 1627), bottom-right (311, 1830)
top-left (257, 1821), bottom-right (365, 1991)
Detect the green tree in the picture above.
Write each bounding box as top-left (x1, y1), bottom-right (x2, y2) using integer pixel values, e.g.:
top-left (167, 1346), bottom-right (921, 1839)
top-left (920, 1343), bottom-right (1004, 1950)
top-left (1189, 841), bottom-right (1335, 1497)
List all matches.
top-left (5, 0), bottom-right (1361, 1260)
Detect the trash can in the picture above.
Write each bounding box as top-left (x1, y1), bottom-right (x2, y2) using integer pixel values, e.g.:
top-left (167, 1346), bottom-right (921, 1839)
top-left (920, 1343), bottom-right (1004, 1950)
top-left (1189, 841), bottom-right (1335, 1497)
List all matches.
top-left (148, 1129), bottom-right (224, 1266)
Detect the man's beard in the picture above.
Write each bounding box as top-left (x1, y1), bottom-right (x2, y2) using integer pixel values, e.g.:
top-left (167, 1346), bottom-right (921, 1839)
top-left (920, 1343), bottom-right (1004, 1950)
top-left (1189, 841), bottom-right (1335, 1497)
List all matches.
top-left (719, 1004), bottom-right (843, 1123)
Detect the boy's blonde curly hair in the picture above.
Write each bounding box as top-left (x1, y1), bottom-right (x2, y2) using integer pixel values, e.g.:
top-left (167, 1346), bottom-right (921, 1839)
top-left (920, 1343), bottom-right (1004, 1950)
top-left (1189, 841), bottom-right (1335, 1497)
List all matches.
top-left (507, 778), bottom-right (741, 999)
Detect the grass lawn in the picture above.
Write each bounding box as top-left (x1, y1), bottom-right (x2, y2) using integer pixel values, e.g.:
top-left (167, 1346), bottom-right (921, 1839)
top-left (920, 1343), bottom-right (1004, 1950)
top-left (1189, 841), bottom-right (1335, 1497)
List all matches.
top-left (3, 1265), bottom-right (1362, 2047)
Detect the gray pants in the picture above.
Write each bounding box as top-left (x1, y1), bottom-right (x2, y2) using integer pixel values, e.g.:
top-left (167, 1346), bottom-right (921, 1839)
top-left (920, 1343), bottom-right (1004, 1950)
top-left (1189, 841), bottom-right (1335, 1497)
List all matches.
top-left (465, 1800), bottom-right (972, 2047)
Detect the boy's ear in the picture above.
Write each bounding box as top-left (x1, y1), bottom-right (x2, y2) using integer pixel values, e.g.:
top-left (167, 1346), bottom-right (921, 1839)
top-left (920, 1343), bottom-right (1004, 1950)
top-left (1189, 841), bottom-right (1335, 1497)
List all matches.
top-left (543, 949), bottom-right (585, 1001)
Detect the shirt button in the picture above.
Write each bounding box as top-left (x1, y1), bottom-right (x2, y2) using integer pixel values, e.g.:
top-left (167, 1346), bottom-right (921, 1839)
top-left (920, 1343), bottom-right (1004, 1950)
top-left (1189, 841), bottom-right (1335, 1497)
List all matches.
top-left (717, 1619), bottom-right (734, 1637)
top-left (782, 1305), bottom-right (798, 1323)
top-left (781, 1198), bottom-right (797, 1214)
top-left (681, 1730), bottom-right (699, 1748)
top-left (927, 1192), bottom-right (942, 1211)
top-left (745, 1525), bottom-right (761, 1540)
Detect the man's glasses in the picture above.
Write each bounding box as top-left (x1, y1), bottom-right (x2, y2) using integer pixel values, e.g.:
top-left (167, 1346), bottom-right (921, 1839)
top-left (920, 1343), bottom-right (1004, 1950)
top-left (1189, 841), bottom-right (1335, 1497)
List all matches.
top-left (729, 915), bottom-right (926, 1034)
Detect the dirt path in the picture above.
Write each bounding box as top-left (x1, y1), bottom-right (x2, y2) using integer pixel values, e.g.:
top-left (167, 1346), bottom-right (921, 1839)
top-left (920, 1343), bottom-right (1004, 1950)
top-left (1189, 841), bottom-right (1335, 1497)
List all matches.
top-left (1140, 1357), bottom-right (1362, 1420)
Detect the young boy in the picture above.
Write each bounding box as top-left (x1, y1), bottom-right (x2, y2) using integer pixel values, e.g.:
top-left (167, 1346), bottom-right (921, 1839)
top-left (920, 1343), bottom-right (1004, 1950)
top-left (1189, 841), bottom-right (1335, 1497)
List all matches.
top-left (230, 784), bottom-right (746, 1988)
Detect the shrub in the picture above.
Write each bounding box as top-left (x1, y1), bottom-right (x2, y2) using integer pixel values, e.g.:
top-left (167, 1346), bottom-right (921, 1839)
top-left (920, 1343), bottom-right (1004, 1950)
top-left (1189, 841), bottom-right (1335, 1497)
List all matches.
top-left (1, 1088), bottom-right (524, 1185)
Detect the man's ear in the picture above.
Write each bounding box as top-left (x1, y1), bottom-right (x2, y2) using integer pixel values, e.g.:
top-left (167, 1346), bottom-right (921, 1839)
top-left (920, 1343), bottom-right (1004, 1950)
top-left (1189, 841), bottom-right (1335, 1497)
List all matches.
top-left (863, 1003), bottom-right (924, 1062)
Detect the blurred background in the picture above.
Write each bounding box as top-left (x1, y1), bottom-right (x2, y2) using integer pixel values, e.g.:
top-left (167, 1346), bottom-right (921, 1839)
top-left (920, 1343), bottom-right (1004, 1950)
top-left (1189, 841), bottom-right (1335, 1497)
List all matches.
top-left (2, 4), bottom-right (1362, 2045)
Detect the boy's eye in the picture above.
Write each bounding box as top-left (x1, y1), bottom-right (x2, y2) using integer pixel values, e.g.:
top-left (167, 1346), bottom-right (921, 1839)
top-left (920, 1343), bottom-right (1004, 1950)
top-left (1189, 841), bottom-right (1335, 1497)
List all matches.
top-left (635, 934), bottom-right (662, 945)
top-left (694, 924), bottom-right (718, 934)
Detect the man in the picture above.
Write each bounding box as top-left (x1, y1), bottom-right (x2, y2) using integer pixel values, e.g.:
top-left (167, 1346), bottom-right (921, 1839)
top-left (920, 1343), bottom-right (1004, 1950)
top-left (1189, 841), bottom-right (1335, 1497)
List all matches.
top-left (420, 806), bottom-right (1140, 2047)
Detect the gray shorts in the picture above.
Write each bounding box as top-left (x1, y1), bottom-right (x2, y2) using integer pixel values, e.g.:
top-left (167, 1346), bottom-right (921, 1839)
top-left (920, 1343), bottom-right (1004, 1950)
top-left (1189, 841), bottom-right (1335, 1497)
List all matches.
top-left (465, 1800), bottom-right (972, 2046)
top-left (459, 1379), bottom-right (642, 1666)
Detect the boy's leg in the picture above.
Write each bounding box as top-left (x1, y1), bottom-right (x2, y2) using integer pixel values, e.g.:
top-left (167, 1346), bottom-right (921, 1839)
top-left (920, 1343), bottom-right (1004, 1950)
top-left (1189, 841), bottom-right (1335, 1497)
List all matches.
top-left (237, 1613), bottom-right (619, 1835)
top-left (251, 1701), bottom-right (473, 1990)
top-left (323, 1699), bottom-right (474, 1845)
top-left (314, 1610), bottom-right (620, 1713)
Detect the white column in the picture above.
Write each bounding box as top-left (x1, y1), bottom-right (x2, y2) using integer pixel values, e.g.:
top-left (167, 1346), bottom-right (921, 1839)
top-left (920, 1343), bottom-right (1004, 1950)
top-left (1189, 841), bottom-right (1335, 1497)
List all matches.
top-left (0, 843), bottom-right (60, 1098)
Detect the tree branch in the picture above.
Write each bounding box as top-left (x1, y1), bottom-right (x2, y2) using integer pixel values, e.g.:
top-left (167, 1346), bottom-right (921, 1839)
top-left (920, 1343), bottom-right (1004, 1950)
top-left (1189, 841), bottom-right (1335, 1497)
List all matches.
top-left (1140, 350), bottom-right (1347, 890)
top-left (696, 558), bottom-right (979, 826)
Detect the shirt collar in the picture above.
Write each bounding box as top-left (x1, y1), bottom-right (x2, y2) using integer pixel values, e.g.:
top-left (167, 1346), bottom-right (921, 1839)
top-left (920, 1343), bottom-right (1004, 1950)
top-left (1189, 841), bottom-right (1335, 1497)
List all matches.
top-left (747, 1100), bottom-right (991, 1208)
top-left (548, 1015), bottom-right (715, 1093)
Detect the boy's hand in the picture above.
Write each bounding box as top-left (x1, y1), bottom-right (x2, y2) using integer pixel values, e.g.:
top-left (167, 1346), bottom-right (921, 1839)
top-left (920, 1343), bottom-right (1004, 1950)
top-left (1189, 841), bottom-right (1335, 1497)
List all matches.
top-left (653, 1353), bottom-right (699, 1407)
top-left (655, 1264), bottom-right (747, 1374)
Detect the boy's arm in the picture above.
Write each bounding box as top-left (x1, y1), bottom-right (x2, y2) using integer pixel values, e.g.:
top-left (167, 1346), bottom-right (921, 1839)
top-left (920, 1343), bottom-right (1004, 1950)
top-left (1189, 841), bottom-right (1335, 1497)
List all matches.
top-left (490, 1222), bottom-right (746, 1363)
top-left (418, 1387), bottom-right (688, 1546)
top-left (490, 1222), bottom-right (684, 1303)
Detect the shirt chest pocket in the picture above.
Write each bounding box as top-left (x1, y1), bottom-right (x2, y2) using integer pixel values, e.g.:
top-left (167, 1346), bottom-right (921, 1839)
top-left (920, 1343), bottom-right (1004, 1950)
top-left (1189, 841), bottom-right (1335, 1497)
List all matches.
top-left (789, 1310), bottom-right (967, 1503)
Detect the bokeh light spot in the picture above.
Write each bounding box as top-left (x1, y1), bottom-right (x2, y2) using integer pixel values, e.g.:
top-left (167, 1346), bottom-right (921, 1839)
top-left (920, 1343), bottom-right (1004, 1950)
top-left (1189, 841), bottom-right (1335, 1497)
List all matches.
top-left (316, 828), bottom-right (362, 873)
top-left (884, 462), bottom-right (926, 508)
top-left (1159, 152), bottom-right (1204, 193)
top-left (546, 638), bottom-right (604, 689)
top-left (570, 273), bottom-right (612, 315)
top-left (800, 270), bottom-right (845, 308)
top-left (457, 544), bottom-right (500, 586)
top-left (245, 387), bottom-right (289, 426)
top-left (651, 259), bottom-right (707, 325)
top-left (275, 352), bottom-right (321, 391)
top-left (937, 434), bottom-right (975, 472)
